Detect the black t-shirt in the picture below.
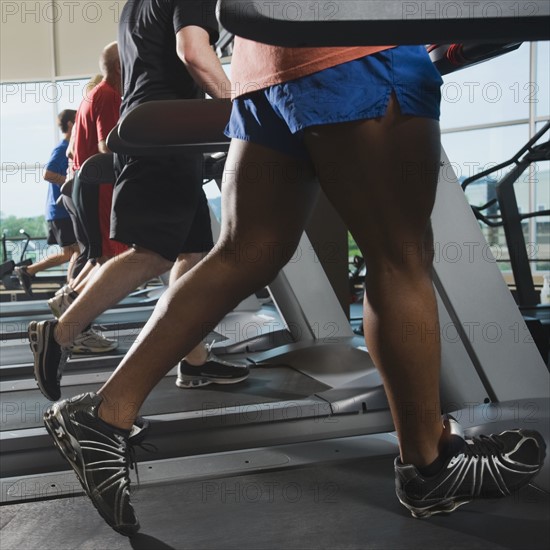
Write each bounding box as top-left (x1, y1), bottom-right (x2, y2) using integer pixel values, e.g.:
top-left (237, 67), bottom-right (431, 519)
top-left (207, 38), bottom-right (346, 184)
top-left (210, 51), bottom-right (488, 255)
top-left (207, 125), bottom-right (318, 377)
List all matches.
top-left (119, 0), bottom-right (219, 116)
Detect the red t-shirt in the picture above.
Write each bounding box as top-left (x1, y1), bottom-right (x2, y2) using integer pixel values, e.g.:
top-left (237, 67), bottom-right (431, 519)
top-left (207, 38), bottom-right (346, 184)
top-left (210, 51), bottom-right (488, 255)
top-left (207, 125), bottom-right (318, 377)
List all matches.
top-left (73, 80), bottom-right (121, 169)
top-left (73, 79), bottom-right (126, 257)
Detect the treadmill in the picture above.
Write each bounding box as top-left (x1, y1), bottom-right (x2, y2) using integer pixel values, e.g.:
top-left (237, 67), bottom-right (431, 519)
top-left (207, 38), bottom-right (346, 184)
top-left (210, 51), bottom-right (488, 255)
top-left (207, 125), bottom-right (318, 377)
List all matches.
top-left (1, 2), bottom-right (549, 548)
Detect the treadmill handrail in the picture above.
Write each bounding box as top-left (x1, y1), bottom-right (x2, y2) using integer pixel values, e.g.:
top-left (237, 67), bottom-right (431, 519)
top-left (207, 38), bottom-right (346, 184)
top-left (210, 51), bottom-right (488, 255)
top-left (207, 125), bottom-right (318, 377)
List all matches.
top-left (217, 0), bottom-right (550, 47)
top-left (117, 99), bottom-right (231, 146)
top-left (462, 121), bottom-right (550, 189)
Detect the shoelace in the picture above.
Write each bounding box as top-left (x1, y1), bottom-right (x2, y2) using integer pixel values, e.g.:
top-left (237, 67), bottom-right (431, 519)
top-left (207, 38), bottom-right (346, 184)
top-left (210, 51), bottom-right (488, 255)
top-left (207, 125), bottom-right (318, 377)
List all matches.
top-left (125, 438), bottom-right (157, 490)
top-left (463, 435), bottom-right (506, 458)
top-left (204, 340), bottom-right (247, 369)
top-left (86, 327), bottom-right (107, 339)
top-left (203, 341), bottom-right (222, 363)
top-left (126, 442), bottom-right (139, 485)
top-left (205, 340), bottom-right (217, 354)
top-left (78, 327), bottom-right (115, 345)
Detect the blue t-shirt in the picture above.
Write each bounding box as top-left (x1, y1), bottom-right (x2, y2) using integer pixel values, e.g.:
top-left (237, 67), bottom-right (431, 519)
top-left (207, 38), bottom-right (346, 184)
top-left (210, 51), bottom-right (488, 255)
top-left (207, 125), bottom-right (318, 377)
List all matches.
top-left (45, 139), bottom-right (70, 221)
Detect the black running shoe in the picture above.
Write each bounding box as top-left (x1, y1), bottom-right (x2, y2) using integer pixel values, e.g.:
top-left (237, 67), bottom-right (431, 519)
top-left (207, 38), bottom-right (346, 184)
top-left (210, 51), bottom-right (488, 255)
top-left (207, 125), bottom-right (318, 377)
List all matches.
top-left (29, 320), bottom-right (71, 401)
top-left (14, 266), bottom-right (34, 297)
top-left (176, 351), bottom-right (250, 388)
top-left (43, 393), bottom-right (139, 536)
top-left (395, 429), bottom-right (546, 518)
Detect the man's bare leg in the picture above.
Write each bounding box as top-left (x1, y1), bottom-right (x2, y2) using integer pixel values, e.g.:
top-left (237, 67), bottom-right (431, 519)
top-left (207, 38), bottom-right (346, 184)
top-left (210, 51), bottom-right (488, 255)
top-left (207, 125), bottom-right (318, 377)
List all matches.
top-left (304, 95), bottom-right (443, 468)
top-left (54, 246), bottom-right (173, 346)
top-left (170, 252), bottom-right (210, 365)
top-left (69, 254), bottom-right (120, 296)
top-left (26, 243), bottom-right (80, 276)
top-left (96, 141), bottom-right (318, 428)
top-left (66, 249), bottom-right (79, 282)
top-left (69, 259), bottom-right (98, 293)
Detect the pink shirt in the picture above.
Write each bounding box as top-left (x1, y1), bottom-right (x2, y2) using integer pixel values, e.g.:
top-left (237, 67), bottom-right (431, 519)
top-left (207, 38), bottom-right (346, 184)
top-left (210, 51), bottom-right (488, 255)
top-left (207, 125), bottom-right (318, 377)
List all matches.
top-left (230, 38), bottom-right (394, 98)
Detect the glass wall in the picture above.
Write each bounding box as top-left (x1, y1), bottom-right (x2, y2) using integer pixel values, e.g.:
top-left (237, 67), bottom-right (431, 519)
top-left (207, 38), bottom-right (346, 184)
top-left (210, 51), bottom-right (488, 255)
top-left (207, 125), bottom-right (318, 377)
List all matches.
top-left (0, 79), bottom-right (89, 221)
top-left (440, 42), bottom-right (549, 276)
top-left (1, 46), bottom-right (549, 277)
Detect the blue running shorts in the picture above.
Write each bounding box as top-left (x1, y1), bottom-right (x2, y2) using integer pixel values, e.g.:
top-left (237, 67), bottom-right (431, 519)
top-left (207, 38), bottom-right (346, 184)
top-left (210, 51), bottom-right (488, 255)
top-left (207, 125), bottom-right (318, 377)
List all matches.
top-left (225, 46), bottom-right (443, 159)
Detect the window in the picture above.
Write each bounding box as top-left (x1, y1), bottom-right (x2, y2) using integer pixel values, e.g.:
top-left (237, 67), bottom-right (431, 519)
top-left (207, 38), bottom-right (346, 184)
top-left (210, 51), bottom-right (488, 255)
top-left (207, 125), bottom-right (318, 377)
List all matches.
top-left (440, 44), bottom-right (530, 130)
top-left (0, 79), bottom-right (91, 221)
top-left (536, 42), bottom-right (549, 117)
top-left (442, 125), bottom-right (530, 188)
top-left (1, 82), bottom-right (56, 220)
top-left (439, 41), bottom-right (550, 276)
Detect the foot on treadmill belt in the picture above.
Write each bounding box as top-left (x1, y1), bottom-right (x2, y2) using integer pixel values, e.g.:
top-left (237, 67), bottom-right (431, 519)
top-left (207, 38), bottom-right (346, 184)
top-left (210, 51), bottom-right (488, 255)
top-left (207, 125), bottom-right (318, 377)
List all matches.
top-left (176, 350), bottom-right (250, 388)
top-left (14, 266), bottom-right (34, 297)
top-left (70, 327), bottom-right (118, 354)
top-left (28, 319), bottom-right (71, 401)
top-left (395, 429), bottom-right (546, 518)
top-left (43, 393), bottom-right (140, 536)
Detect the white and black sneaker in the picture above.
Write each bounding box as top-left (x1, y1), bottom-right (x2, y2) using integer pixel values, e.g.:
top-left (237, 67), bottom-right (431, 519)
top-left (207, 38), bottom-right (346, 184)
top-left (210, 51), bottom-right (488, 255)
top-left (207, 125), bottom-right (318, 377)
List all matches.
top-left (176, 348), bottom-right (250, 389)
top-left (43, 393), bottom-right (139, 536)
top-left (70, 327), bottom-right (118, 354)
top-left (395, 429), bottom-right (546, 518)
top-left (48, 287), bottom-right (78, 318)
top-left (55, 284), bottom-right (70, 296)
top-left (28, 320), bottom-right (71, 401)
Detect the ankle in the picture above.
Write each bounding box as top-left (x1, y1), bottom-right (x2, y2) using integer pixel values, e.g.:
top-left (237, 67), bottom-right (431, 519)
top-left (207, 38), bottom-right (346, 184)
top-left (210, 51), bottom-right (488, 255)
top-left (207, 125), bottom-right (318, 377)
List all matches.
top-left (183, 343), bottom-right (208, 366)
top-left (400, 421), bottom-right (446, 467)
top-left (437, 415), bottom-right (466, 455)
top-left (97, 392), bottom-right (136, 431)
top-left (401, 417), bottom-right (464, 468)
top-left (53, 322), bottom-right (71, 348)
top-left (52, 322), bottom-right (63, 347)
top-left (401, 446), bottom-right (440, 468)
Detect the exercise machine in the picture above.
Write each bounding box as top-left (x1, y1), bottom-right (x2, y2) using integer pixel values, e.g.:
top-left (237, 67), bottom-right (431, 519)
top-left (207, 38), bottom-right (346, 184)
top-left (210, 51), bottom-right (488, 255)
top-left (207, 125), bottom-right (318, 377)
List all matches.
top-left (0, 230), bottom-right (33, 291)
top-left (1, 3), bottom-right (549, 547)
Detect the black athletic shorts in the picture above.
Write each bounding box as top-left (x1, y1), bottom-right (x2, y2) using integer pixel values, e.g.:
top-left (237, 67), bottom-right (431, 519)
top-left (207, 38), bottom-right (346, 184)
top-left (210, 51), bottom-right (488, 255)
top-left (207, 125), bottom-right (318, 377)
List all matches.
top-left (61, 194), bottom-right (89, 278)
top-left (112, 153), bottom-right (214, 262)
top-left (72, 170), bottom-right (102, 259)
top-left (46, 218), bottom-right (77, 247)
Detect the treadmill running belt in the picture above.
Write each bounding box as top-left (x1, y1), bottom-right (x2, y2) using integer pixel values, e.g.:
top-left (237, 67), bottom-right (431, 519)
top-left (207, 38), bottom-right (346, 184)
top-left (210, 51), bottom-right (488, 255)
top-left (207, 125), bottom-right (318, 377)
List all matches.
top-left (1, 366), bottom-right (330, 431)
top-left (1, 455), bottom-right (548, 549)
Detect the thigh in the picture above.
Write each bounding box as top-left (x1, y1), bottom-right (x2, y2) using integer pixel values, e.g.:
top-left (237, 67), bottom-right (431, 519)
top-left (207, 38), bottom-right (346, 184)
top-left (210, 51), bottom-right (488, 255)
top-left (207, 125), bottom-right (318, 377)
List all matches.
top-left (304, 97), bottom-right (441, 266)
top-left (219, 138), bottom-right (318, 270)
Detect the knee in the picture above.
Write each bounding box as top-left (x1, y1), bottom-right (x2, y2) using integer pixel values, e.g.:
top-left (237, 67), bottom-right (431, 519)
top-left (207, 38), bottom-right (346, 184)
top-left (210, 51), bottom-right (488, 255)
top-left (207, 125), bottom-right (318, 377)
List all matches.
top-left (61, 247), bottom-right (74, 259)
top-left (176, 252), bottom-right (206, 270)
top-left (213, 235), bottom-right (296, 289)
top-left (125, 246), bottom-right (174, 276)
top-left (366, 224), bottom-right (435, 275)
top-left (363, 244), bottom-right (434, 290)
top-left (399, 240), bottom-right (434, 272)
